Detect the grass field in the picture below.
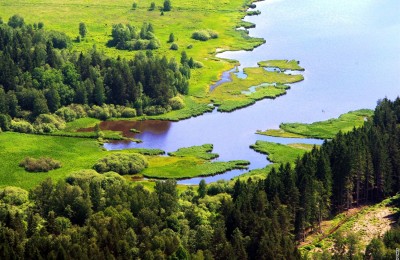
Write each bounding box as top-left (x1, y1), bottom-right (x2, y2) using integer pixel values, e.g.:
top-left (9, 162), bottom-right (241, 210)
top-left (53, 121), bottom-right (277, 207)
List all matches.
top-left (257, 109), bottom-right (374, 139)
top-left (0, 132), bottom-right (105, 189)
top-left (0, 0), bottom-right (264, 97)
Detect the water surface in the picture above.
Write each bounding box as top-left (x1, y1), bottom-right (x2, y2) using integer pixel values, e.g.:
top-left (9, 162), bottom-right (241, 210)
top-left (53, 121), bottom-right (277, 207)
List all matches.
top-left (105, 0), bottom-right (400, 183)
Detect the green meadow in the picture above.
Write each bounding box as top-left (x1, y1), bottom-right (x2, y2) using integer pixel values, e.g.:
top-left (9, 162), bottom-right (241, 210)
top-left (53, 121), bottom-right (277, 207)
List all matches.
top-left (257, 109), bottom-right (374, 139)
top-left (0, 132), bottom-right (105, 189)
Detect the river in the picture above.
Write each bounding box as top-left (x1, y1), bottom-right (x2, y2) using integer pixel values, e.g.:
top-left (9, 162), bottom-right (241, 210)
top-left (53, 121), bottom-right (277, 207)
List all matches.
top-left (105, 0), bottom-right (400, 184)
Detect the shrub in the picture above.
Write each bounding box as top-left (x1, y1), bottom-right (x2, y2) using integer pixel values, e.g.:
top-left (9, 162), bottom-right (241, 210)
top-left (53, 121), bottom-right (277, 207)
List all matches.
top-left (34, 114), bottom-right (66, 133)
top-left (56, 106), bottom-right (78, 122)
top-left (191, 30), bottom-right (218, 41)
top-left (0, 186), bottom-right (29, 206)
top-left (11, 119), bottom-right (34, 133)
top-left (93, 153), bottom-right (148, 175)
top-left (149, 2), bottom-right (156, 11)
top-left (187, 44), bottom-right (193, 49)
top-left (143, 105), bottom-right (168, 115)
top-left (193, 61), bottom-right (204, 68)
top-left (170, 43), bottom-right (179, 50)
top-left (169, 96), bottom-right (185, 110)
top-left (19, 157), bottom-right (62, 172)
top-left (121, 107), bottom-right (137, 118)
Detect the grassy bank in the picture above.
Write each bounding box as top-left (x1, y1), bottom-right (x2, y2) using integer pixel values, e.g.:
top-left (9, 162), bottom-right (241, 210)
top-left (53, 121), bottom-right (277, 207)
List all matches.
top-left (142, 157), bottom-right (249, 179)
top-left (258, 59), bottom-right (305, 71)
top-left (209, 66), bottom-right (303, 112)
top-left (250, 141), bottom-right (314, 165)
top-left (168, 144), bottom-right (218, 160)
top-left (257, 109), bottom-right (374, 139)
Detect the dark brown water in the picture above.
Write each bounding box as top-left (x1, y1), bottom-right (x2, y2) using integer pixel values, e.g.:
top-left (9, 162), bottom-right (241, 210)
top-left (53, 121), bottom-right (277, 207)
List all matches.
top-left (78, 120), bottom-right (171, 139)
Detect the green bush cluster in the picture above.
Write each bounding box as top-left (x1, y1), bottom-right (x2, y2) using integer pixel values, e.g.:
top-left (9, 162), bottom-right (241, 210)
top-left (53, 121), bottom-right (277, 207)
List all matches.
top-left (93, 153), bottom-right (148, 175)
top-left (191, 30), bottom-right (218, 41)
top-left (56, 104), bottom-right (87, 122)
top-left (33, 114), bottom-right (66, 133)
top-left (19, 157), bottom-right (62, 172)
top-left (0, 186), bottom-right (29, 206)
top-left (10, 119), bottom-right (34, 133)
top-left (143, 105), bottom-right (169, 116)
top-left (87, 104), bottom-right (137, 120)
top-left (168, 96), bottom-right (185, 110)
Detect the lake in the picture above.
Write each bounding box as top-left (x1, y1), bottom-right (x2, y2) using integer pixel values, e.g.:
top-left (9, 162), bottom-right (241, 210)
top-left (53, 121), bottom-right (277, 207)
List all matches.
top-left (105, 0), bottom-right (400, 184)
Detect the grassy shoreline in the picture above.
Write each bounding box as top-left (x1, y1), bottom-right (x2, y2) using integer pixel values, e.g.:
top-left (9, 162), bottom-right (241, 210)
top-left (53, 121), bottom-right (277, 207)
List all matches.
top-left (257, 109), bottom-right (374, 139)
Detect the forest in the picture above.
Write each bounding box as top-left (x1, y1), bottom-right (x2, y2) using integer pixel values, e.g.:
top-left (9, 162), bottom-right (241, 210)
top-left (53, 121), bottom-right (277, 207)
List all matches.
top-left (0, 16), bottom-right (192, 133)
top-left (1, 93), bottom-right (400, 258)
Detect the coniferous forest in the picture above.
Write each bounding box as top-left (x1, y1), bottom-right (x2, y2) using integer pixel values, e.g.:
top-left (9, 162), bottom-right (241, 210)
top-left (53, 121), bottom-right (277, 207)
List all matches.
top-left (1, 93), bottom-right (400, 258)
top-left (0, 16), bottom-right (190, 128)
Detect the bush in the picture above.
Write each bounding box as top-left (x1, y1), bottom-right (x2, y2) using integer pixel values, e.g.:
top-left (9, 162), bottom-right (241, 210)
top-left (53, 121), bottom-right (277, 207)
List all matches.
top-left (193, 61), bottom-right (204, 68)
top-left (19, 157), bottom-right (62, 172)
top-left (191, 30), bottom-right (218, 41)
top-left (56, 107), bottom-right (78, 122)
top-left (0, 186), bottom-right (29, 206)
top-left (169, 96), bottom-right (185, 110)
top-left (143, 105), bottom-right (168, 115)
top-left (11, 119), bottom-right (34, 133)
top-left (170, 43), bottom-right (179, 50)
top-left (93, 153), bottom-right (148, 175)
top-left (34, 114), bottom-right (66, 133)
top-left (121, 107), bottom-right (137, 118)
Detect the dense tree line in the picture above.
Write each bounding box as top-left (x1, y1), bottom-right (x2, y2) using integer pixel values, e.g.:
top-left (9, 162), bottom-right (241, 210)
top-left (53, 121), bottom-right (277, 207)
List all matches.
top-left (0, 16), bottom-right (190, 125)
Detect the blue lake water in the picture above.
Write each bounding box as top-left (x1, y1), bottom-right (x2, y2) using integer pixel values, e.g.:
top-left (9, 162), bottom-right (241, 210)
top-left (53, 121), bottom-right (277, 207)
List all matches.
top-left (105, 0), bottom-right (400, 184)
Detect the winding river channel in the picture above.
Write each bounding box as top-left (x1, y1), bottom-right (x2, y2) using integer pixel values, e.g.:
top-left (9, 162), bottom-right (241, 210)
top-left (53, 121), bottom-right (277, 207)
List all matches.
top-left (105, 0), bottom-right (400, 184)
